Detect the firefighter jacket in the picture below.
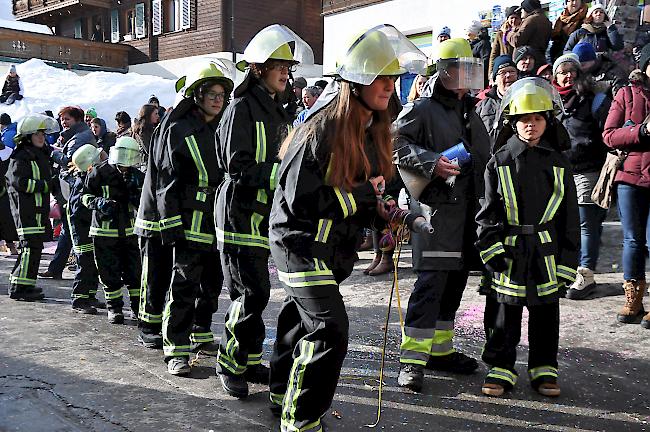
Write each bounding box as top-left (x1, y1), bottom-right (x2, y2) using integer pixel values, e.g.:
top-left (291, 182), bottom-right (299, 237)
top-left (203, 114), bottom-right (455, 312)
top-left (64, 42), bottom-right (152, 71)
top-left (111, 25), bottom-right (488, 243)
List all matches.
top-left (81, 161), bottom-right (143, 238)
top-left (394, 77), bottom-right (491, 271)
top-left (216, 84), bottom-right (291, 254)
top-left (155, 109), bottom-right (221, 251)
top-left (6, 144), bottom-right (52, 244)
top-left (475, 136), bottom-right (580, 306)
top-left (269, 126), bottom-right (385, 293)
top-left (68, 172), bottom-right (93, 252)
top-left (52, 122), bottom-right (96, 201)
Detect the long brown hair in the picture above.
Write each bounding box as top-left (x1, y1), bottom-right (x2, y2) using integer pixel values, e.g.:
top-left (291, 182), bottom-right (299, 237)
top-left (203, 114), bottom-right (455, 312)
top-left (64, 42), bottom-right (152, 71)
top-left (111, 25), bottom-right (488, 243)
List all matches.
top-left (280, 81), bottom-right (394, 191)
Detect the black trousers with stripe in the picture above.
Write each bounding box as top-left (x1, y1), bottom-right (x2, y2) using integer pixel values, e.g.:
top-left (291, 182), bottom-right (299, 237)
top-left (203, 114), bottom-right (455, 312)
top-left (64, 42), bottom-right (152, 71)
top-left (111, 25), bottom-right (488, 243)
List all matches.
top-left (68, 208), bottom-right (98, 302)
top-left (216, 250), bottom-right (270, 375)
top-left (162, 244), bottom-right (222, 361)
top-left (138, 236), bottom-right (173, 333)
top-left (93, 236), bottom-right (141, 311)
top-left (9, 241), bottom-right (42, 294)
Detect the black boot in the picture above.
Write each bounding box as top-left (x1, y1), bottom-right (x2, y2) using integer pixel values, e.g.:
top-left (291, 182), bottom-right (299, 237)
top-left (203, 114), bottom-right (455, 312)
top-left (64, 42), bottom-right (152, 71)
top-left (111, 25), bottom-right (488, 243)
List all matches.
top-left (9, 286), bottom-right (45, 302)
top-left (244, 363), bottom-right (270, 384)
top-left (72, 298), bottom-right (97, 314)
top-left (397, 364), bottom-right (424, 392)
top-left (138, 330), bottom-right (163, 349)
top-left (425, 351), bottom-right (479, 374)
top-left (218, 371), bottom-right (248, 398)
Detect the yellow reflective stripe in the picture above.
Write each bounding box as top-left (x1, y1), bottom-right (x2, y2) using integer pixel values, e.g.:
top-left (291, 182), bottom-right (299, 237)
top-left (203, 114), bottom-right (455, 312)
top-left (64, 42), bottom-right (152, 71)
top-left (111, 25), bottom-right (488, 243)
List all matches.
top-left (283, 340), bottom-right (316, 428)
top-left (333, 187), bottom-right (356, 218)
top-left (10, 275), bottom-right (37, 285)
top-left (90, 227), bottom-right (134, 237)
top-left (250, 212), bottom-right (263, 237)
top-left (257, 188), bottom-right (268, 204)
top-left (135, 217), bottom-right (160, 232)
top-left (159, 215), bottom-right (183, 230)
top-left (183, 230), bottom-right (214, 244)
top-left (487, 367), bottom-right (518, 386)
top-left (270, 392), bottom-right (285, 406)
top-left (557, 264), bottom-right (577, 282)
top-left (35, 214), bottom-right (42, 227)
top-left (324, 154), bottom-right (334, 184)
top-left (529, 366), bottom-right (558, 381)
top-left (538, 230), bottom-right (552, 244)
top-left (189, 332), bottom-right (214, 343)
top-left (102, 185), bottom-right (110, 198)
top-left (81, 194), bottom-right (94, 207)
top-left (26, 179), bottom-right (35, 193)
top-left (185, 135), bottom-right (208, 187)
top-left (540, 166), bottom-right (565, 224)
top-left (315, 219), bottom-right (332, 243)
top-left (313, 258), bottom-right (329, 272)
top-left (255, 121), bottom-right (267, 163)
top-left (270, 162), bottom-right (279, 191)
top-left (480, 242), bottom-right (505, 264)
top-left (216, 227), bottom-right (269, 249)
top-left (31, 161), bottom-right (40, 180)
top-left (34, 192), bottom-right (42, 208)
top-left (497, 166), bottom-right (519, 226)
top-left (277, 269), bottom-right (336, 288)
top-left (537, 255), bottom-right (558, 296)
top-left (217, 300), bottom-right (246, 374)
top-left (504, 235), bottom-right (517, 246)
top-left (17, 227), bottom-right (45, 235)
top-left (191, 210), bottom-right (202, 233)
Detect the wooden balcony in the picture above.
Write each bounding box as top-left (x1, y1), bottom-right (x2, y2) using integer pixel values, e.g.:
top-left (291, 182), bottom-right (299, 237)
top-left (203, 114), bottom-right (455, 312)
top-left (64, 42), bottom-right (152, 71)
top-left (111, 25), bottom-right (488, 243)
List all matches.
top-left (321, 0), bottom-right (387, 15)
top-left (0, 28), bottom-right (131, 70)
top-left (13, 0), bottom-right (112, 23)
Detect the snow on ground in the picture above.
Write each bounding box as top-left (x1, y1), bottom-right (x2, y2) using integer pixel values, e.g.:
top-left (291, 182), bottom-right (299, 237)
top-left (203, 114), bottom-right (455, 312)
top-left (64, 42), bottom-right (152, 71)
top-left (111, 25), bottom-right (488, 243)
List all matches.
top-left (0, 59), bottom-right (176, 127)
top-left (0, 0), bottom-right (51, 34)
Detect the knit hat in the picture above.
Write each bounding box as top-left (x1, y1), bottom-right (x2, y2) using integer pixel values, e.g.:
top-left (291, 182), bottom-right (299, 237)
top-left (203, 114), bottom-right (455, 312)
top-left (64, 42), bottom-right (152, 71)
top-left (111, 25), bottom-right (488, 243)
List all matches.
top-left (537, 63), bottom-right (552, 77)
top-left (553, 53), bottom-right (581, 76)
top-left (85, 107), bottom-right (97, 119)
top-left (492, 55), bottom-right (517, 81)
top-left (8, 65), bottom-right (16, 74)
top-left (505, 6), bottom-right (521, 18)
top-left (521, 0), bottom-right (541, 13)
top-left (639, 43), bottom-right (650, 72)
top-left (513, 45), bottom-right (534, 64)
top-left (466, 20), bottom-right (483, 36)
top-left (587, 1), bottom-right (608, 20)
top-left (292, 77), bottom-right (307, 89)
top-left (0, 113), bottom-right (10, 126)
top-left (572, 42), bottom-right (597, 63)
top-left (438, 26), bottom-right (451, 38)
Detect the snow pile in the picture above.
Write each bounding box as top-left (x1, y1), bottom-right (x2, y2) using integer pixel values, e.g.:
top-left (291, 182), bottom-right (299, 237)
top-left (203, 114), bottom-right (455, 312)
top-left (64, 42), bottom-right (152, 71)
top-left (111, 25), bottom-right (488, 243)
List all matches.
top-left (0, 0), bottom-right (51, 34)
top-left (0, 59), bottom-right (176, 128)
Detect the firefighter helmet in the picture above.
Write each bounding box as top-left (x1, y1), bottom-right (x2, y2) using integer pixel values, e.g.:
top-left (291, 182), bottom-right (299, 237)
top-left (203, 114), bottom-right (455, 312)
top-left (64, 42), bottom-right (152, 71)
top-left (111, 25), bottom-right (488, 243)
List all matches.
top-left (175, 59), bottom-right (235, 98)
top-left (108, 136), bottom-right (141, 167)
top-left (500, 77), bottom-right (564, 118)
top-left (435, 38), bottom-right (484, 90)
top-left (72, 144), bottom-right (102, 172)
top-left (236, 24), bottom-right (314, 71)
top-left (13, 114), bottom-right (60, 144)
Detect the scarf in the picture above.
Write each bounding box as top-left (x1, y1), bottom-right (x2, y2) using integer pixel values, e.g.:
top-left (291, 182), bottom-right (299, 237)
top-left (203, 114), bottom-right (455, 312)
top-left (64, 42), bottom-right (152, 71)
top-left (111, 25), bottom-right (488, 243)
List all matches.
top-left (582, 22), bottom-right (606, 34)
top-left (553, 80), bottom-right (575, 98)
top-left (553, 5), bottom-right (588, 37)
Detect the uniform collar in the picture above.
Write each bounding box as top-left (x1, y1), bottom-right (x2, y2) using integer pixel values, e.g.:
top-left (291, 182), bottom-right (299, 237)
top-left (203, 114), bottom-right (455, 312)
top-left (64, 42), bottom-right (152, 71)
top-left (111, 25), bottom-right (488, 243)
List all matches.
top-left (507, 135), bottom-right (553, 158)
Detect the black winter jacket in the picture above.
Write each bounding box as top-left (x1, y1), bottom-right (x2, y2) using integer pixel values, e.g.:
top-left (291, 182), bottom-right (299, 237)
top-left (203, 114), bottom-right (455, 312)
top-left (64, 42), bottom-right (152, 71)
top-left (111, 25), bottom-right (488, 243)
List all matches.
top-left (475, 86), bottom-right (504, 148)
top-left (52, 122), bottom-right (96, 201)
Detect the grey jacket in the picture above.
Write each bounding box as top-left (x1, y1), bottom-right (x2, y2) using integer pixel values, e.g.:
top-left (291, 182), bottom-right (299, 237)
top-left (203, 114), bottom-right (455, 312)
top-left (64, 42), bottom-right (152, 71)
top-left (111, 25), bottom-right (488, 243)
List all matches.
top-left (52, 122), bottom-right (96, 201)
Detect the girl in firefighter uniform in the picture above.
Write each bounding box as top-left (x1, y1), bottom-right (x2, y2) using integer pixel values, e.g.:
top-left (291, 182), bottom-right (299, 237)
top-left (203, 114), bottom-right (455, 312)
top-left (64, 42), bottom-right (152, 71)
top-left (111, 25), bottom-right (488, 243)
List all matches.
top-left (6, 114), bottom-right (58, 301)
top-left (82, 137), bottom-right (144, 324)
top-left (268, 25), bottom-right (427, 432)
top-left (475, 78), bottom-right (580, 398)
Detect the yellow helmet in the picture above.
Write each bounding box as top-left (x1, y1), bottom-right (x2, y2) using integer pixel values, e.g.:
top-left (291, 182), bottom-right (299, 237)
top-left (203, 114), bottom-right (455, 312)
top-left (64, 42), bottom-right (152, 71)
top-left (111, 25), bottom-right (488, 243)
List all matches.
top-left (72, 143), bottom-right (102, 172)
top-left (108, 136), bottom-right (141, 167)
top-left (236, 24), bottom-right (314, 71)
top-left (13, 114), bottom-right (60, 144)
top-left (500, 77), bottom-right (563, 118)
top-left (435, 38), bottom-right (484, 90)
top-left (436, 38), bottom-right (473, 61)
top-left (175, 60), bottom-right (235, 98)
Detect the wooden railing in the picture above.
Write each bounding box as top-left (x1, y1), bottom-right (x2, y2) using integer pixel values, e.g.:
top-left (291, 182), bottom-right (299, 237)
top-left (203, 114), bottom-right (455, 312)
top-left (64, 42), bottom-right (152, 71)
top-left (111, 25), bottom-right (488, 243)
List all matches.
top-left (13, 0), bottom-right (112, 21)
top-left (0, 28), bottom-right (131, 69)
top-left (321, 0), bottom-right (387, 15)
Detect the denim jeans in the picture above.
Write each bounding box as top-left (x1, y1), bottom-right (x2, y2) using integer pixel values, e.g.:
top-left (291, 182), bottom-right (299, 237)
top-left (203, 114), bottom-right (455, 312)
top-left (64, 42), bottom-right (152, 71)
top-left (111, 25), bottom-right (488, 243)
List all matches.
top-left (578, 204), bottom-right (607, 270)
top-left (616, 183), bottom-right (650, 280)
top-left (48, 213), bottom-right (72, 274)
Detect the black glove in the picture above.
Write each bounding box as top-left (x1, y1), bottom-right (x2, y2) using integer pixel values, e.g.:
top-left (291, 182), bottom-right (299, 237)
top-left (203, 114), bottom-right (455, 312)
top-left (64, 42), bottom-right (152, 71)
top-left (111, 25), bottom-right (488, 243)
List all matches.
top-left (485, 254), bottom-right (509, 274)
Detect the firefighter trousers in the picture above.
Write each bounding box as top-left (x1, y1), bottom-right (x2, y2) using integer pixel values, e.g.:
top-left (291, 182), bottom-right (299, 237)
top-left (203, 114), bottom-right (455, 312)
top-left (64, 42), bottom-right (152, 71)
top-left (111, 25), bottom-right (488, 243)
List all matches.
top-left (9, 241), bottom-right (42, 294)
top-left (138, 236), bottom-right (173, 333)
top-left (162, 244), bottom-right (222, 361)
top-left (68, 208), bottom-right (99, 301)
top-left (216, 251), bottom-right (270, 376)
top-left (482, 302), bottom-right (560, 389)
top-left (93, 236), bottom-right (141, 312)
top-left (400, 269), bottom-right (468, 365)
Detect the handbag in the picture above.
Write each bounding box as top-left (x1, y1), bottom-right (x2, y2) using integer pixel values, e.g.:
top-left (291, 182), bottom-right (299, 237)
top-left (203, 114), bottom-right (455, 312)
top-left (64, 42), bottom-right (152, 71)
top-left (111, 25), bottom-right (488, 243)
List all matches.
top-left (591, 150), bottom-right (627, 209)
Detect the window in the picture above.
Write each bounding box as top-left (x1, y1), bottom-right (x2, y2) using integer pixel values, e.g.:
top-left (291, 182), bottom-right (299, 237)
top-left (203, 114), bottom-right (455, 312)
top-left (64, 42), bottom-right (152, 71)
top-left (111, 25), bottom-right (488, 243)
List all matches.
top-left (153, 0), bottom-right (191, 35)
top-left (73, 19), bottom-right (82, 39)
top-left (110, 9), bottom-right (119, 42)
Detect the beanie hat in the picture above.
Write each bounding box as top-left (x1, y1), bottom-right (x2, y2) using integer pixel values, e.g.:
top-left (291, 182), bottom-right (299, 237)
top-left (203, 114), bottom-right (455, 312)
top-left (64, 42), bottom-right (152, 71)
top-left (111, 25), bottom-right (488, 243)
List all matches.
top-left (553, 53), bottom-right (581, 76)
top-left (537, 63), bottom-right (552, 76)
top-left (492, 55), bottom-right (517, 81)
top-left (8, 65), bottom-right (16, 74)
top-left (513, 45), bottom-right (534, 64)
top-left (587, 1), bottom-right (608, 20)
top-left (85, 107), bottom-right (97, 119)
top-left (521, 0), bottom-right (541, 13)
top-left (572, 42), bottom-right (597, 63)
top-left (639, 43), bottom-right (650, 72)
top-left (505, 6), bottom-right (521, 18)
top-left (0, 113), bottom-right (11, 126)
top-left (438, 26), bottom-right (451, 38)
top-left (292, 77), bottom-right (307, 89)
top-left (466, 20), bottom-right (483, 36)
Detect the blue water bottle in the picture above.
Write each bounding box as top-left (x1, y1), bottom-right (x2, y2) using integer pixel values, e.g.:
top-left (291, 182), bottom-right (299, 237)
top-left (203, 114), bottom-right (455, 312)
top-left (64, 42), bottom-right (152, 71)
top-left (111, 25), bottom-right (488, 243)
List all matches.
top-left (441, 142), bottom-right (471, 167)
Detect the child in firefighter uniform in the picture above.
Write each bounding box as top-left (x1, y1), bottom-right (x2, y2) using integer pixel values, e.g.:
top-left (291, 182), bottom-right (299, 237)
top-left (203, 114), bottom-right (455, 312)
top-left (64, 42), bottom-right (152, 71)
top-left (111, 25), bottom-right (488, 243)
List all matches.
top-left (69, 144), bottom-right (105, 314)
top-left (6, 114), bottom-right (58, 301)
top-left (155, 60), bottom-right (232, 375)
top-left (215, 24), bottom-right (314, 396)
top-left (268, 25), bottom-right (427, 432)
top-left (82, 137), bottom-right (144, 324)
top-left (475, 78), bottom-right (580, 398)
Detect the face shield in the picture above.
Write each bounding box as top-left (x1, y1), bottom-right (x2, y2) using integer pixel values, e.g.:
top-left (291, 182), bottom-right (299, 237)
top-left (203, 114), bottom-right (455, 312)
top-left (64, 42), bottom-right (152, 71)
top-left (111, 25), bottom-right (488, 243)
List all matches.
top-left (335, 24), bottom-right (428, 85)
top-left (14, 114), bottom-right (60, 144)
top-left (436, 57), bottom-right (484, 91)
top-left (237, 24), bottom-right (314, 71)
top-left (108, 145), bottom-right (141, 167)
top-left (498, 77), bottom-right (564, 122)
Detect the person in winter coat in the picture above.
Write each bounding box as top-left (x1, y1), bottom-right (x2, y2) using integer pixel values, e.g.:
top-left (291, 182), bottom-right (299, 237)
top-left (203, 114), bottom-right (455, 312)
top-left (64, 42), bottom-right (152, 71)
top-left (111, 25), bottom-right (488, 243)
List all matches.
top-left (438, 26), bottom-right (451, 43)
top-left (153, 61), bottom-right (232, 375)
top-left (564, 1), bottom-right (623, 55)
top-left (489, 6), bottom-right (521, 81)
top-left (573, 42), bottom-right (627, 98)
top-left (89, 117), bottom-right (117, 153)
top-left (468, 21), bottom-right (491, 89)
top-left (476, 55), bottom-right (519, 147)
top-left (0, 113), bottom-right (18, 255)
top-left (507, 0), bottom-right (552, 70)
top-left (268, 24), bottom-right (425, 430)
top-left (114, 111), bottom-right (132, 138)
top-left (551, 53), bottom-right (610, 299)
top-left (6, 114), bottom-right (58, 301)
top-left (547, 0), bottom-right (587, 64)
top-left (132, 103), bottom-right (160, 171)
top-left (0, 65), bottom-right (24, 105)
top-left (84, 107), bottom-right (97, 127)
top-left (602, 43), bottom-right (650, 329)
top-left (394, 38), bottom-right (491, 393)
top-left (476, 77), bottom-right (579, 398)
top-left (214, 24), bottom-right (314, 398)
top-left (81, 136), bottom-right (144, 324)
top-left (514, 45), bottom-right (537, 79)
top-left (0, 113), bottom-right (17, 149)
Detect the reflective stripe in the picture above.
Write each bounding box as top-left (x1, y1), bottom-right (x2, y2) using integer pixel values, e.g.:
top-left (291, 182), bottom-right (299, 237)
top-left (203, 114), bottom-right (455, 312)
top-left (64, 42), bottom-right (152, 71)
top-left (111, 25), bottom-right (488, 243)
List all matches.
top-left (160, 215), bottom-right (183, 230)
top-left (17, 227), bottom-right (45, 236)
top-left (216, 227), bottom-right (269, 249)
top-left (185, 135), bottom-right (208, 187)
top-left (333, 186), bottom-right (357, 218)
top-left (270, 162), bottom-right (279, 190)
top-left (538, 230), bottom-right (552, 244)
top-left (184, 230), bottom-right (215, 244)
top-left (480, 242), bottom-right (505, 264)
top-left (26, 179), bottom-right (35, 193)
top-left (540, 166), bottom-right (565, 224)
top-left (487, 367), bottom-right (517, 386)
top-left (217, 300), bottom-right (246, 375)
top-left (135, 217), bottom-right (160, 232)
top-left (492, 259), bottom-right (526, 298)
top-left (430, 328), bottom-right (455, 356)
top-left (315, 219), bottom-right (332, 243)
top-left (277, 269), bottom-right (336, 288)
top-left (504, 235), bottom-right (517, 247)
top-left (537, 255), bottom-right (558, 297)
top-left (90, 227), bottom-right (135, 237)
top-left (313, 258), bottom-right (328, 272)
top-left (128, 288), bottom-right (139, 297)
top-left (556, 264), bottom-right (577, 282)
top-left (81, 194), bottom-right (94, 208)
top-left (400, 326), bottom-right (435, 365)
top-left (255, 121), bottom-right (267, 163)
top-left (189, 332), bottom-right (214, 343)
top-left (281, 419), bottom-right (322, 432)
top-left (283, 340), bottom-right (316, 429)
top-left (163, 344), bottom-right (191, 357)
top-left (257, 188), bottom-right (268, 204)
top-left (73, 243), bottom-right (94, 254)
top-left (9, 275), bottom-right (37, 286)
top-left (247, 352), bottom-right (262, 366)
top-left (103, 288), bottom-right (123, 300)
top-left (270, 392), bottom-right (285, 406)
top-left (139, 311), bottom-right (163, 324)
top-left (497, 166), bottom-right (519, 226)
top-left (421, 251), bottom-right (462, 258)
top-left (529, 365), bottom-right (558, 381)
top-left (102, 185), bottom-right (110, 198)
top-left (251, 213), bottom-right (264, 237)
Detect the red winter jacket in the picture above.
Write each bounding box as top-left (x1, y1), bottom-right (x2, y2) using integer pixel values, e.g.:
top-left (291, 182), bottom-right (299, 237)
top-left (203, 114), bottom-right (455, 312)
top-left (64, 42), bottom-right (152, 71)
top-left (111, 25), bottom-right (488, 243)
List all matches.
top-left (602, 79), bottom-right (650, 188)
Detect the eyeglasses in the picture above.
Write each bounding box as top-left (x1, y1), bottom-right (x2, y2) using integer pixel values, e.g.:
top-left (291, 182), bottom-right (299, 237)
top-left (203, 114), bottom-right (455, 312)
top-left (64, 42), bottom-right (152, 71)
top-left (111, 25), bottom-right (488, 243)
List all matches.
top-left (205, 91), bottom-right (226, 101)
top-left (267, 62), bottom-right (297, 73)
top-left (556, 69), bottom-right (577, 76)
top-left (497, 68), bottom-right (518, 77)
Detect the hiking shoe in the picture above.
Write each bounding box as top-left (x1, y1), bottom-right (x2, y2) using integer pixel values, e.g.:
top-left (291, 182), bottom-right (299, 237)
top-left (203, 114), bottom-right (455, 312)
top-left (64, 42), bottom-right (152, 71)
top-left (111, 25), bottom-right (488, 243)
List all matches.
top-left (89, 297), bottom-right (106, 309)
top-left (536, 382), bottom-right (561, 397)
top-left (566, 267), bottom-right (597, 300)
top-left (397, 364), bottom-right (424, 393)
top-left (167, 357), bottom-right (191, 376)
top-left (190, 341), bottom-right (219, 356)
top-left (107, 309), bottom-right (124, 324)
top-left (617, 280), bottom-right (646, 323)
top-left (8, 287), bottom-right (45, 302)
top-left (481, 382), bottom-right (505, 397)
top-left (244, 363), bottom-right (270, 384)
top-left (218, 372), bottom-right (248, 398)
top-left (425, 352), bottom-right (479, 374)
top-left (138, 331), bottom-right (163, 349)
top-left (71, 299), bottom-right (97, 315)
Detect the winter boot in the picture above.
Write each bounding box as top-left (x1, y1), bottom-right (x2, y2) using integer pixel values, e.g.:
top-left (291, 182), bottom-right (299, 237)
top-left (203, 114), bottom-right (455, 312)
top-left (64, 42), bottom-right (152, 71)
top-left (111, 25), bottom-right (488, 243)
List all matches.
top-left (190, 340), bottom-right (219, 356)
top-left (107, 308), bottom-right (125, 324)
top-left (9, 286), bottom-right (45, 302)
top-left (218, 371), bottom-right (249, 398)
top-left (425, 351), bottom-right (479, 374)
top-left (617, 280), bottom-right (646, 323)
top-left (244, 363), bottom-right (270, 384)
top-left (71, 298), bottom-right (97, 315)
top-left (397, 364), bottom-right (424, 392)
top-left (138, 331), bottom-right (163, 349)
top-left (363, 252), bottom-right (382, 275)
top-left (368, 252), bottom-right (395, 276)
top-left (642, 312), bottom-right (650, 329)
top-left (167, 357), bottom-right (191, 376)
top-left (566, 267), bottom-right (597, 300)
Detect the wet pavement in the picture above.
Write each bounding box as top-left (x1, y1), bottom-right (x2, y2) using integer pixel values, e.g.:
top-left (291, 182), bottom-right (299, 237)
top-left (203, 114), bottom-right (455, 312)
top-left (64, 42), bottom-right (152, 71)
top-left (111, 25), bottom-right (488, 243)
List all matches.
top-left (0, 220), bottom-right (649, 431)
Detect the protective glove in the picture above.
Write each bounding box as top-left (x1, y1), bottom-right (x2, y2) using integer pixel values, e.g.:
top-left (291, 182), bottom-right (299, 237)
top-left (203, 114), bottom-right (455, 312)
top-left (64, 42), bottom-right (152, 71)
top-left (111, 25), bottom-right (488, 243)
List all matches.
top-left (97, 198), bottom-right (119, 218)
top-left (484, 254), bottom-right (509, 274)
